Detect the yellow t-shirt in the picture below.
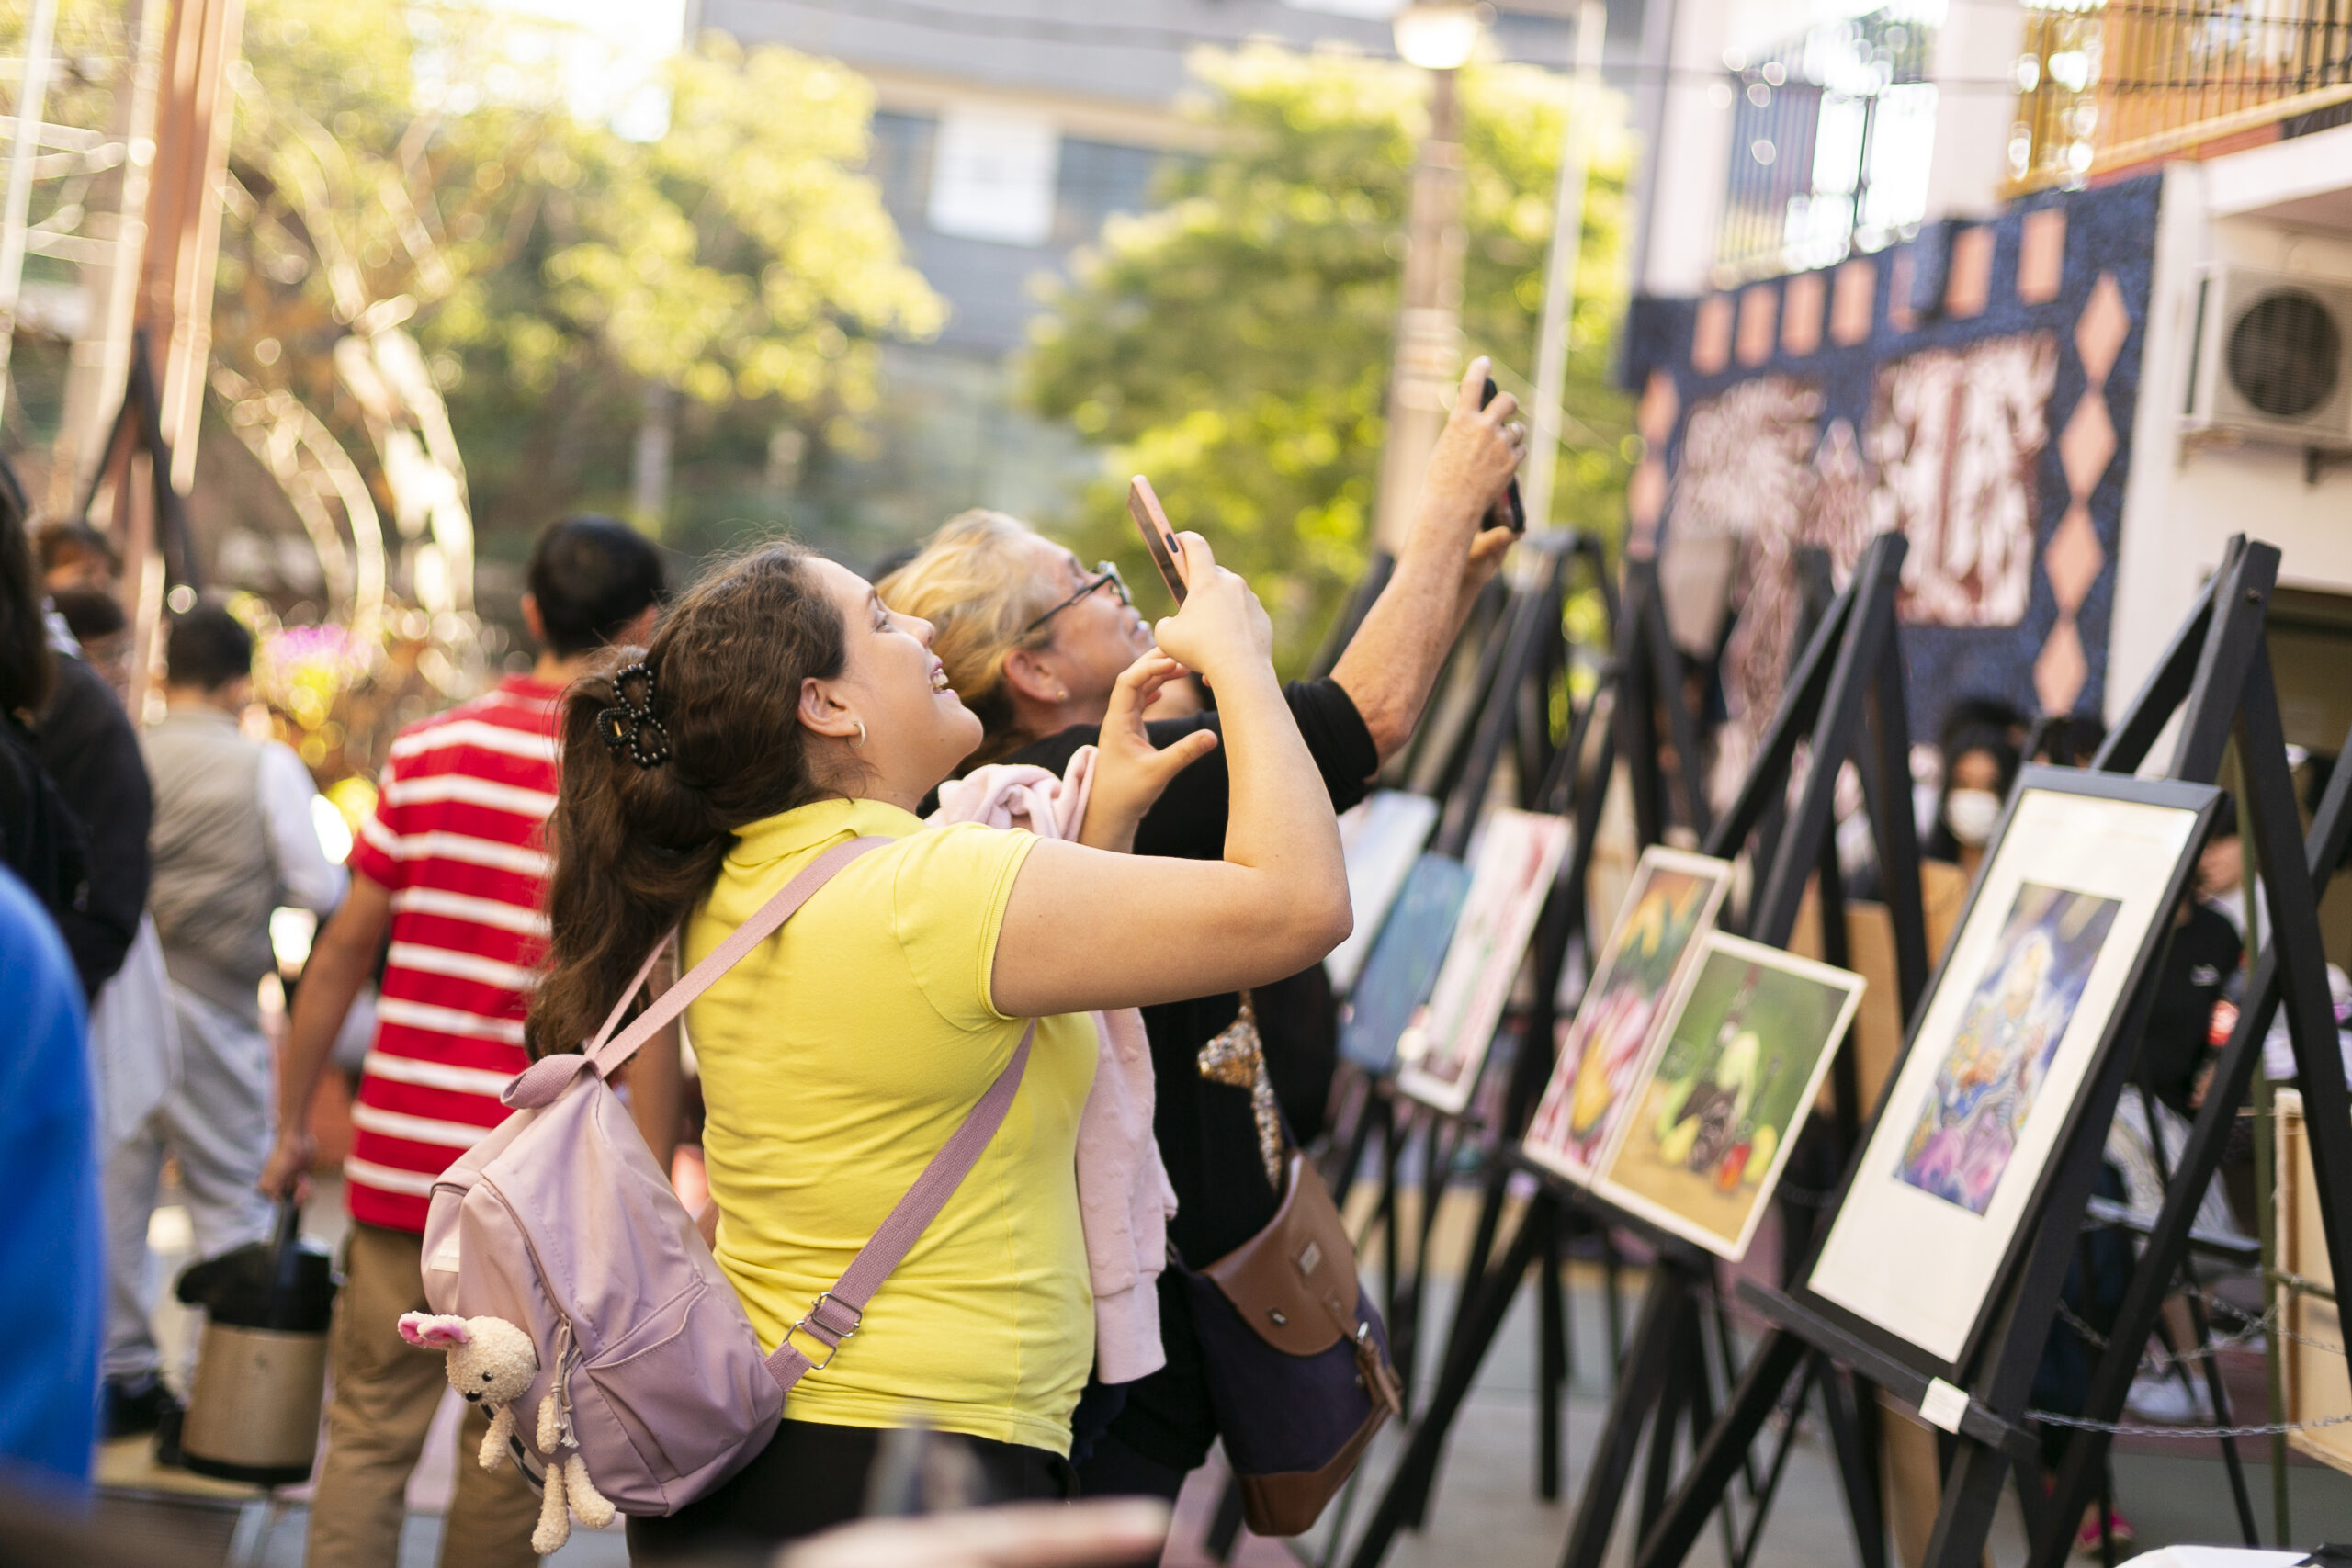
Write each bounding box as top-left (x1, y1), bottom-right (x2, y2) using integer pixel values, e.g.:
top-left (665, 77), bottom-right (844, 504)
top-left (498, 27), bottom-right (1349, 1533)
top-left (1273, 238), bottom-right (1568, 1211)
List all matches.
top-left (686, 796), bottom-right (1096, 1455)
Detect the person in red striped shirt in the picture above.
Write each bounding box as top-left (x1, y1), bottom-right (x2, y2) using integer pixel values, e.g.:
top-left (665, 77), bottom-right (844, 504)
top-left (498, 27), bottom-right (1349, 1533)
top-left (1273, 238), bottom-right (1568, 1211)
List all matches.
top-left (262, 517), bottom-right (665, 1568)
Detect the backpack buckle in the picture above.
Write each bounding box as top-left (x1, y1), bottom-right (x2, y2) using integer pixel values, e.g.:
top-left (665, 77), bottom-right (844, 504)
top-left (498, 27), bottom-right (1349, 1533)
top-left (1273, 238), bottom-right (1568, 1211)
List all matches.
top-left (784, 1292), bottom-right (861, 1371)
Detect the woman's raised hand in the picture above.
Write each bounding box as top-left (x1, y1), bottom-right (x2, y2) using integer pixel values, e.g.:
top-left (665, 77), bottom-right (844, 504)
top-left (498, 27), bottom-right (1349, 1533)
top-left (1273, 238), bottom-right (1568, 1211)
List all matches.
top-left (1079, 653), bottom-right (1221, 852)
top-left (1149, 533), bottom-right (1272, 683)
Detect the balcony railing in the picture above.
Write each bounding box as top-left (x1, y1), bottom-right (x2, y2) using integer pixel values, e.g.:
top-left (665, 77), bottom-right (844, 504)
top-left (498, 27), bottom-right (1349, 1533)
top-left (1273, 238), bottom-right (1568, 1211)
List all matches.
top-left (2010, 0), bottom-right (2352, 192)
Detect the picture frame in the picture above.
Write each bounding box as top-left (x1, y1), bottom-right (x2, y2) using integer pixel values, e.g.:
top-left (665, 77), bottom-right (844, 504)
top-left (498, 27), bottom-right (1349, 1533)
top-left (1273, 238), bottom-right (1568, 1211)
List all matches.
top-left (1338, 853), bottom-right (1472, 1073)
top-left (1588, 932), bottom-right (1866, 1260)
top-left (1798, 768), bottom-right (2220, 1378)
top-left (1325, 791), bottom-right (1443, 996)
top-left (1396, 809), bottom-right (1573, 1116)
top-left (1522, 845), bottom-right (1734, 1186)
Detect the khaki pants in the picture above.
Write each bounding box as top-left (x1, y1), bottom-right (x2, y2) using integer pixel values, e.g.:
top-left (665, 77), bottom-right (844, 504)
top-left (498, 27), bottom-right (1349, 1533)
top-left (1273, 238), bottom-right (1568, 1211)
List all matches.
top-left (308, 1223), bottom-right (541, 1568)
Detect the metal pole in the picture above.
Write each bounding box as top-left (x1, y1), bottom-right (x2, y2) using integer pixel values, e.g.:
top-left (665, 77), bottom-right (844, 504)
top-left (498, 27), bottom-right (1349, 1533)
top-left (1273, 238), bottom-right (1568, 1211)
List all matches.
top-left (51, 0), bottom-right (167, 516)
top-left (0, 0), bottom-right (62, 416)
top-left (1523, 0), bottom-right (1606, 535)
top-left (1373, 65), bottom-right (1466, 553)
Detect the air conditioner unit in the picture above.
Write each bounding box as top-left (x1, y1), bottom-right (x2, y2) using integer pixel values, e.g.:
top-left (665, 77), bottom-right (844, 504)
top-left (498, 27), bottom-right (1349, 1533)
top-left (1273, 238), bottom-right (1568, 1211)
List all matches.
top-left (2186, 265), bottom-right (2352, 451)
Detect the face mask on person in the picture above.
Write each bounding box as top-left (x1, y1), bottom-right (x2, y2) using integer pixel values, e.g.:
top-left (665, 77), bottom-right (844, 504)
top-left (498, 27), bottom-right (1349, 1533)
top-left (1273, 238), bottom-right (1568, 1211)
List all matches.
top-left (1945, 788), bottom-right (2001, 849)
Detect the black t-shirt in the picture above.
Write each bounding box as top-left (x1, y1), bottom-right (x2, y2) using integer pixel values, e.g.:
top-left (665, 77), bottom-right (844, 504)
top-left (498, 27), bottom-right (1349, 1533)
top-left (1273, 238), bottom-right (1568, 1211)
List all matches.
top-left (2136, 903), bottom-right (2242, 1117)
top-left (32, 655), bottom-right (151, 997)
top-left (1001, 677), bottom-right (1378, 1266)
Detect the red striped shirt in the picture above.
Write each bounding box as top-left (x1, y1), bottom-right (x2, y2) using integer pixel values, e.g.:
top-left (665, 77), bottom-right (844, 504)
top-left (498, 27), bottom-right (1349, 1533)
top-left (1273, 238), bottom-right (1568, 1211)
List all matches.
top-left (345, 677), bottom-right (562, 1233)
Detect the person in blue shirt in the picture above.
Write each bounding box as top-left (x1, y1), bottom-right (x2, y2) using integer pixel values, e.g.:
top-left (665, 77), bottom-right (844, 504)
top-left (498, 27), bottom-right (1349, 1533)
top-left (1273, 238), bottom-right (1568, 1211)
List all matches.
top-left (0, 863), bottom-right (102, 1498)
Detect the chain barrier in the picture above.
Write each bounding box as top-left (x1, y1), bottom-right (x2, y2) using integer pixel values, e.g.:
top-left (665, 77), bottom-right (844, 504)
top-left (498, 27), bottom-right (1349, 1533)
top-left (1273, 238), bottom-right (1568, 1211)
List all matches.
top-left (2027, 1408), bottom-right (2352, 1438)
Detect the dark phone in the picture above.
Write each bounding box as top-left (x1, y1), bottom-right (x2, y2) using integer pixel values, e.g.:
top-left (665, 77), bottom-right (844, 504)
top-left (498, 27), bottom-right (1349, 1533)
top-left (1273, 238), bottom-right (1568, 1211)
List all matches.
top-left (1126, 475), bottom-right (1188, 604)
top-left (1481, 376), bottom-right (1526, 534)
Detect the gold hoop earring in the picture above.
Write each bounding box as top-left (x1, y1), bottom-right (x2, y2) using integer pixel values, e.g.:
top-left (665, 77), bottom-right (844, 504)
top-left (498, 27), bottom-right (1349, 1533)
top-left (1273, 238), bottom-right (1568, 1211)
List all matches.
top-left (853, 721), bottom-right (867, 749)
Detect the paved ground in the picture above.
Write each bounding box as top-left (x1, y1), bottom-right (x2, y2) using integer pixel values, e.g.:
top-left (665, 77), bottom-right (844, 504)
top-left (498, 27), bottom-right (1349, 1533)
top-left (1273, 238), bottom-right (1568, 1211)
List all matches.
top-left (96, 1179), bottom-right (2352, 1566)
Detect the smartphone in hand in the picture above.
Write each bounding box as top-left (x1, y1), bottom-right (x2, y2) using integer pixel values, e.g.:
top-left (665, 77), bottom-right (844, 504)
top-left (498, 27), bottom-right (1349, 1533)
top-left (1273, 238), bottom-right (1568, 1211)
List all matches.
top-left (1126, 476), bottom-right (1188, 604)
top-left (1481, 377), bottom-right (1527, 534)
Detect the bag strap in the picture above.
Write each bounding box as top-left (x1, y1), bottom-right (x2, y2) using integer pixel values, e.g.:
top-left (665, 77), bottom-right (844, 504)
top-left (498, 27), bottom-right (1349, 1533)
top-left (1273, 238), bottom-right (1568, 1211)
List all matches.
top-left (570, 828), bottom-right (1035, 1394)
top-left (581, 836), bottom-right (890, 1079)
top-left (763, 1020), bottom-right (1034, 1393)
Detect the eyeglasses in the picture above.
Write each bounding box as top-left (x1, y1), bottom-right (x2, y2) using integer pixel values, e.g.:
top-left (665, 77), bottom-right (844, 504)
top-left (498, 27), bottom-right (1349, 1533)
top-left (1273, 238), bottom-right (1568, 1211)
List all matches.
top-left (1021, 562), bottom-right (1131, 638)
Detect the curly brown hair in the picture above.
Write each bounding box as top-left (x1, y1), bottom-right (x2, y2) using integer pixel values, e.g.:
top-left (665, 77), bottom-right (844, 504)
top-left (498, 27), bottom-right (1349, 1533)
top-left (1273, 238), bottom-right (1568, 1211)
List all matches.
top-left (527, 545), bottom-right (846, 1058)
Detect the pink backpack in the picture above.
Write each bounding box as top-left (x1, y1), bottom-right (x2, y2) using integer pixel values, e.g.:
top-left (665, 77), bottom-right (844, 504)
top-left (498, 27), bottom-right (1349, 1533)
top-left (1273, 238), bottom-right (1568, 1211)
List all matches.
top-left (417, 836), bottom-right (1035, 1519)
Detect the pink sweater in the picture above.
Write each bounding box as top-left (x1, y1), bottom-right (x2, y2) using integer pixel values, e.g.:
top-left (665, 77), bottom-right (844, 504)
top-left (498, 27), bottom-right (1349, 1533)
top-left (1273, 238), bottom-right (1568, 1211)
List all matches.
top-left (929, 751), bottom-right (1176, 1385)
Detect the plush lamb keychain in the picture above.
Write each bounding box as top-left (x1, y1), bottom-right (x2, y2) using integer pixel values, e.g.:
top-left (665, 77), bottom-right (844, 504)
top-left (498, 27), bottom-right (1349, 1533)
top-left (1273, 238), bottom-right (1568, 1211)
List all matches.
top-left (398, 1312), bottom-right (616, 1553)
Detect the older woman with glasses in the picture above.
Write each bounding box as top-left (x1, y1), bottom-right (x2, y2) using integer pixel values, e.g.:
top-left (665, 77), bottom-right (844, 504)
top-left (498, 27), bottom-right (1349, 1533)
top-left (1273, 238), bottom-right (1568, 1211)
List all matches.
top-left (877, 360), bottom-right (1525, 1505)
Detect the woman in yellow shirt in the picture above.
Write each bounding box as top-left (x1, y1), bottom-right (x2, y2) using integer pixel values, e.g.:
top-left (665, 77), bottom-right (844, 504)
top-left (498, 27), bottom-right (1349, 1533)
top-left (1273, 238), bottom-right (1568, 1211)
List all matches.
top-left (526, 534), bottom-right (1351, 1556)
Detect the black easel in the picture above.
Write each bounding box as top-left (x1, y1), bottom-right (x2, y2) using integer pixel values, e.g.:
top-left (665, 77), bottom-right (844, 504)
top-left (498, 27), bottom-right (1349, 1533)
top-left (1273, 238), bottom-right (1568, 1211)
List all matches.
top-left (1338, 536), bottom-right (1592, 1413)
top-left (1631, 535), bottom-right (2352, 1568)
top-left (2027, 552), bottom-right (2352, 1564)
top-left (1341, 530), bottom-right (1932, 1568)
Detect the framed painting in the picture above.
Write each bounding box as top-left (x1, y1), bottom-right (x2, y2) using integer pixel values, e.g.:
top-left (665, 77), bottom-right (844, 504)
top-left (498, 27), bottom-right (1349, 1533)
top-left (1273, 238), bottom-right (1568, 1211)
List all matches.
top-left (1522, 846), bottom-right (1734, 1185)
top-left (1325, 791), bottom-right (1443, 996)
top-left (1589, 933), bottom-right (1866, 1259)
top-left (1338, 853), bottom-right (1472, 1073)
top-left (1799, 768), bottom-right (2219, 1377)
top-left (1396, 809), bottom-right (1573, 1115)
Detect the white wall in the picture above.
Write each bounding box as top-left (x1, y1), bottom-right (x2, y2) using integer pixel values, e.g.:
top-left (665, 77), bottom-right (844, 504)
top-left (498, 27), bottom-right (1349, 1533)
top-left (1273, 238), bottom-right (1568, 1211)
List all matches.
top-left (1920, 0), bottom-right (2018, 222)
top-left (2108, 155), bottom-right (2352, 723)
top-left (1638, 0), bottom-right (1741, 294)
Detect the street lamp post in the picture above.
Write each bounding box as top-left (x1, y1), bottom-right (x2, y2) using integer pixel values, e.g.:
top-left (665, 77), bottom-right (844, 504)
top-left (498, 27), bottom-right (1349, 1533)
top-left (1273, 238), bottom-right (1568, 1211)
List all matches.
top-left (1375, 1), bottom-right (1487, 554)
top-left (1522, 0), bottom-right (1608, 536)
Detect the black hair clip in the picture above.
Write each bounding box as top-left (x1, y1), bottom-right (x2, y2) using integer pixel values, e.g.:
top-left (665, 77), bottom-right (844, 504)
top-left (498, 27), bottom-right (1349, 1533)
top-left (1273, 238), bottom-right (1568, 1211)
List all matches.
top-left (595, 660), bottom-right (672, 768)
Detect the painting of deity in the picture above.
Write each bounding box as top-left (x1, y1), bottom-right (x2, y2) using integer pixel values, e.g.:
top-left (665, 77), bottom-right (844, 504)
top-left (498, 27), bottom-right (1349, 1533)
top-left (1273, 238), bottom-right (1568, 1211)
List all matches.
top-left (1895, 882), bottom-right (2121, 1214)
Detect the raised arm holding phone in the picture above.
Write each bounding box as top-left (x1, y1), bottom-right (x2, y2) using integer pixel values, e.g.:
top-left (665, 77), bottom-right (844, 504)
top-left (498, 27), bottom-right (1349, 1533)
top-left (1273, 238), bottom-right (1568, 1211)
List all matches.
top-left (876, 355), bottom-right (1526, 1504)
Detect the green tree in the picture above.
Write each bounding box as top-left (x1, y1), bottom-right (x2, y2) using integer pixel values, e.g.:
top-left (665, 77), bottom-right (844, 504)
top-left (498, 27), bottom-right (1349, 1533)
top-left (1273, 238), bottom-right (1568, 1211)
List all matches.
top-left (1025, 45), bottom-right (1633, 671)
top-left (216, 2), bottom-right (942, 587)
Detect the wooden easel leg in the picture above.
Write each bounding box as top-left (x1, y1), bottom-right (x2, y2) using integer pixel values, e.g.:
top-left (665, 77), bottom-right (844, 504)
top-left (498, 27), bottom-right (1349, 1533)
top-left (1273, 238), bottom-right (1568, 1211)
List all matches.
top-left (1818, 1359), bottom-right (1889, 1568)
top-left (1920, 1444), bottom-right (2009, 1568)
top-left (2035, 711), bottom-right (2352, 1568)
top-left (1379, 1098), bottom-right (1401, 1364)
top-left (1557, 1264), bottom-right (1701, 1568)
top-left (1730, 1354), bottom-right (1819, 1568)
top-left (1325, 1069), bottom-right (1378, 1203)
top-left (1677, 1306), bottom-right (1742, 1568)
top-left (1602, 1228), bottom-right (1626, 1370)
top-left (1629, 1327), bottom-right (1808, 1568)
top-left (1540, 1219), bottom-right (1566, 1501)
top-left (1394, 1113), bottom-right (1455, 1418)
top-left (1636, 1299), bottom-right (1696, 1539)
top-left (1345, 1191), bottom-right (1558, 1568)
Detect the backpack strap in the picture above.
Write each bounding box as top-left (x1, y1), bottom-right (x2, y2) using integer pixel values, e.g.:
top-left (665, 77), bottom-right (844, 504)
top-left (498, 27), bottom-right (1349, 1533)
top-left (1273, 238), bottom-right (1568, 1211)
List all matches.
top-left (568, 828), bottom-right (1038, 1394)
top-left (764, 1020), bottom-right (1034, 1393)
top-left (580, 835), bottom-right (892, 1080)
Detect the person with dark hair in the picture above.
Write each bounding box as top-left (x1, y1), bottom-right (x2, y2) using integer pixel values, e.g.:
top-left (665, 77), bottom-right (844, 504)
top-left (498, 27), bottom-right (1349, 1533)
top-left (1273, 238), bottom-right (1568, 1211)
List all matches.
top-left (261, 516), bottom-right (667, 1568)
top-left (1924, 712), bottom-right (2024, 882)
top-left (525, 513), bottom-right (669, 657)
top-left (97, 605), bottom-right (346, 1441)
top-left (0, 484), bottom-right (89, 931)
top-left (34, 519), bottom-right (119, 595)
top-left (51, 587), bottom-right (131, 705)
top-left (533, 535), bottom-right (1347, 1559)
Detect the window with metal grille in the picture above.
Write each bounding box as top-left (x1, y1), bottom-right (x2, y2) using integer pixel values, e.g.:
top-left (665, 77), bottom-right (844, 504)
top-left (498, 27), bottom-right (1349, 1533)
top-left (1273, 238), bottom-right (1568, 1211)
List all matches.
top-left (1714, 5), bottom-right (1941, 282)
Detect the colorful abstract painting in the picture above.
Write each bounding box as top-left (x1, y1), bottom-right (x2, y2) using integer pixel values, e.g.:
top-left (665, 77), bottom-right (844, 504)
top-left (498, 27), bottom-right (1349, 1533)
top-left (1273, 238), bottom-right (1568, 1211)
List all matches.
top-left (1522, 847), bottom-right (1732, 1184)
